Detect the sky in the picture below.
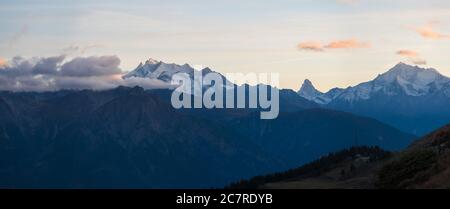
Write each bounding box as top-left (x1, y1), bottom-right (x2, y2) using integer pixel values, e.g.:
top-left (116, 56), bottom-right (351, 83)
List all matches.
top-left (1, 0), bottom-right (450, 91)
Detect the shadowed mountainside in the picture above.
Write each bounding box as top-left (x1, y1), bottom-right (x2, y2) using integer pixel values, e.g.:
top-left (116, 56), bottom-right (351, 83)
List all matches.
top-left (0, 86), bottom-right (415, 188)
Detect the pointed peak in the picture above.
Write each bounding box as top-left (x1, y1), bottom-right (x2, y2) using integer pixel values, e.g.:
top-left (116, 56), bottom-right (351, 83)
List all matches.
top-left (394, 62), bottom-right (408, 67)
top-left (201, 67), bottom-right (212, 73)
top-left (298, 79), bottom-right (322, 94)
top-left (300, 79), bottom-right (316, 90)
top-left (145, 58), bottom-right (160, 65)
top-left (385, 62), bottom-right (417, 74)
top-left (297, 79), bottom-right (330, 103)
top-left (390, 62), bottom-right (416, 70)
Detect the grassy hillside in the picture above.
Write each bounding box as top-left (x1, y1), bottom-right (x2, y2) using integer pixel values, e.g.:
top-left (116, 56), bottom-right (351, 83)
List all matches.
top-left (377, 124), bottom-right (450, 188)
top-left (226, 146), bottom-right (391, 189)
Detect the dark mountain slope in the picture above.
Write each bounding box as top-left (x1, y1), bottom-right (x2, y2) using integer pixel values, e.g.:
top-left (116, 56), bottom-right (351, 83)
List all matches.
top-left (229, 109), bottom-right (415, 168)
top-left (0, 87), bottom-right (280, 188)
top-left (327, 90), bottom-right (450, 136)
top-left (0, 87), bottom-right (415, 188)
top-left (148, 87), bottom-right (319, 121)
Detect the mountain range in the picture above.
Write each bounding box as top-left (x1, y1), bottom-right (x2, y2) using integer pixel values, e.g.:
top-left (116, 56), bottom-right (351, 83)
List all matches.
top-left (0, 58), bottom-right (447, 188)
top-left (0, 87), bottom-right (280, 188)
top-left (0, 85), bottom-right (414, 188)
top-left (124, 59), bottom-right (450, 135)
top-left (298, 62), bottom-right (450, 135)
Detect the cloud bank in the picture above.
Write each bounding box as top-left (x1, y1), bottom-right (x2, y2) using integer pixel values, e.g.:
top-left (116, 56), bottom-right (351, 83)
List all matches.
top-left (0, 55), bottom-right (172, 92)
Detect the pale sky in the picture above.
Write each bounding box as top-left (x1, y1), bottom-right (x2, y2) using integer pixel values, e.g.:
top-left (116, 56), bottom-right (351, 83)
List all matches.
top-left (1, 0), bottom-right (450, 91)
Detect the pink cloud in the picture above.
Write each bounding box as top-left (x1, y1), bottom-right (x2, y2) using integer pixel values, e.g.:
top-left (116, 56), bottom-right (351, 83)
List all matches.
top-left (0, 58), bottom-right (7, 67)
top-left (297, 41), bottom-right (324, 52)
top-left (413, 24), bottom-right (450, 40)
top-left (298, 38), bottom-right (370, 53)
top-left (396, 50), bottom-right (418, 58)
top-left (324, 39), bottom-right (370, 49)
top-left (396, 49), bottom-right (427, 65)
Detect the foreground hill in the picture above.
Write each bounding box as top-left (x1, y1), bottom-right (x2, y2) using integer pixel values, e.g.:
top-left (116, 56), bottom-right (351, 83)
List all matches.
top-left (377, 123), bottom-right (450, 188)
top-left (227, 146), bottom-right (391, 189)
top-left (230, 123), bottom-right (450, 189)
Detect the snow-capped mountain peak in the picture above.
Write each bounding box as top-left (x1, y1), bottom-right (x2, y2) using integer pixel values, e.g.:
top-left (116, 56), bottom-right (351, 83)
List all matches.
top-left (375, 62), bottom-right (443, 85)
top-left (123, 58), bottom-right (196, 81)
top-left (371, 63), bottom-right (449, 97)
top-left (298, 79), bottom-right (323, 100)
top-left (297, 79), bottom-right (343, 104)
top-left (145, 58), bottom-right (160, 65)
top-left (122, 58), bottom-right (161, 79)
top-left (298, 63), bottom-right (450, 104)
top-left (342, 63), bottom-right (449, 100)
top-left (122, 58), bottom-right (235, 93)
top-left (322, 63), bottom-right (450, 135)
